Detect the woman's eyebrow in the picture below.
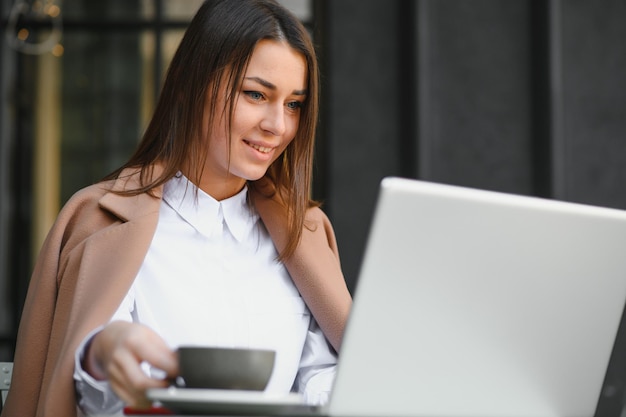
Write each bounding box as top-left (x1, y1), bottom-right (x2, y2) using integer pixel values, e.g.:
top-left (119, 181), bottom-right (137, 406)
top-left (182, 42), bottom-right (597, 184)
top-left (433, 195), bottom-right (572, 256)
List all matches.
top-left (245, 76), bottom-right (308, 96)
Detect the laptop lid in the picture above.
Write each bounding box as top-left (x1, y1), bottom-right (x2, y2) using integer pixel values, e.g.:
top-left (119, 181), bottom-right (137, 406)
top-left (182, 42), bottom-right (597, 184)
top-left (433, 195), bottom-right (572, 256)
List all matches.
top-left (328, 177), bottom-right (626, 417)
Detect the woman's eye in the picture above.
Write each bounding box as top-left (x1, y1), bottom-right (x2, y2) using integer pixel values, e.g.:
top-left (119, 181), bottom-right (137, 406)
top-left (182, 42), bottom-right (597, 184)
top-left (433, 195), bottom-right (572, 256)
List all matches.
top-left (286, 101), bottom-right (303, 111)
top-left (244, 91), bottom-right (264, 101)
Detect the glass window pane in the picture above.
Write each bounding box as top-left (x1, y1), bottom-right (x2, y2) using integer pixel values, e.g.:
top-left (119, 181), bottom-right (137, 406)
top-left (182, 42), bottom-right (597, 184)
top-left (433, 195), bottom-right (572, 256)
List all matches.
top-left (60, 30), bottom-right (153, 202)
top-left (163, 0), bottom-right (204, 20)
top-left (60, 0), bottom-right (151, 20)
top-left (162, 29), bottom-right (185, 71)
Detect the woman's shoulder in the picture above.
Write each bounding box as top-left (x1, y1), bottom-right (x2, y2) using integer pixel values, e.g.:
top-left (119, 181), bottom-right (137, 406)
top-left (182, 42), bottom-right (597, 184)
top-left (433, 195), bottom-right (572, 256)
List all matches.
top-left (304, 205), bottom-right (331, 228)
top-left (68, 179), bottom-right (115, 202)
top-left (60, 166), bottom-right (153, 220)
top-left (304, 205), bottom-right (340, 256)
top-left (59, 180), bottom-right (116, 218)
top-left (51, 180), bottom-right (120, 243)
top-left (27, 179), bottom-right (124, 271)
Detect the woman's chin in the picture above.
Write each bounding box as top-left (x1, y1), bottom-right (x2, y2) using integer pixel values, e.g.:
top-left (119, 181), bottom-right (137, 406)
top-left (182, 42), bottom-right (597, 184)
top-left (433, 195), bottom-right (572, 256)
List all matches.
top-left (242, 168), bottom-right (270, 182)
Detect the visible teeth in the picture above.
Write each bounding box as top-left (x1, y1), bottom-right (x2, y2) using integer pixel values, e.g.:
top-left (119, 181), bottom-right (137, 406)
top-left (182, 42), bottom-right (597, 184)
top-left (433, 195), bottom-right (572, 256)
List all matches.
top-left (249, 142), bottom-right (272, 153)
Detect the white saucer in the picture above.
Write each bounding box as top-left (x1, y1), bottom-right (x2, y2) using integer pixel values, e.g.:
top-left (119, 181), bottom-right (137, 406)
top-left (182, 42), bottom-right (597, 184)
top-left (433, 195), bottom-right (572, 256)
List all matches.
top-left (147, 387), bottom-right (320, 415)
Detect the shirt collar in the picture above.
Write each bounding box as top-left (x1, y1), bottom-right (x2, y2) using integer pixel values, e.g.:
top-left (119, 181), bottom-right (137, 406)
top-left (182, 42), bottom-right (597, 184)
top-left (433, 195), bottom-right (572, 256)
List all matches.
top-left (162, 174), bottom-right (258, 242)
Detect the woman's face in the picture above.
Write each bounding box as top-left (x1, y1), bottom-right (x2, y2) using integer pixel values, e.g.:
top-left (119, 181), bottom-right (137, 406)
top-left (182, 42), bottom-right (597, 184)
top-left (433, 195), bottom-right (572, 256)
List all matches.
top-left (200, 39), bottom-right (307, 200)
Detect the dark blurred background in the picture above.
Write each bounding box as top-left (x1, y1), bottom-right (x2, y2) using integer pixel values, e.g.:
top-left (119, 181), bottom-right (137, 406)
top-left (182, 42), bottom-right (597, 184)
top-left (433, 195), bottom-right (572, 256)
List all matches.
top-left (1, 0), bottom-right (625, 415)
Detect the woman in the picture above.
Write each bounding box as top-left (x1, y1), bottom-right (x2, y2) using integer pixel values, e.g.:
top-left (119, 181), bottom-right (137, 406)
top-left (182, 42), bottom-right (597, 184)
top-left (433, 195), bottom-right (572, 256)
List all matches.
top-left (1, 1), bottom-right (352, 416)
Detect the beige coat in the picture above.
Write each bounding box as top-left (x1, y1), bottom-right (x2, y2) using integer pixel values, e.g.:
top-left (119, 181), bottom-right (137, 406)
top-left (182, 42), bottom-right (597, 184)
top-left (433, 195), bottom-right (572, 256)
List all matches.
top-left (1, 169), bottom-right (351, 417)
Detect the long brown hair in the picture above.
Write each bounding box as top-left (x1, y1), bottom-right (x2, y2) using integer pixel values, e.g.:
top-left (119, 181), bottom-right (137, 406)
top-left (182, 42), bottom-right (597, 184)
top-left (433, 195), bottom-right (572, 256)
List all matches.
top-left (105, 0), bottom-right (320, 259)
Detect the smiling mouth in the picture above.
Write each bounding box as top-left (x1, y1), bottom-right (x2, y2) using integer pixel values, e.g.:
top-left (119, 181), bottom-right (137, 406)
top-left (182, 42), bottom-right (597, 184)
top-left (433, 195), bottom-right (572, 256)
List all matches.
top-left (245, 140), bottom-right (273, 154)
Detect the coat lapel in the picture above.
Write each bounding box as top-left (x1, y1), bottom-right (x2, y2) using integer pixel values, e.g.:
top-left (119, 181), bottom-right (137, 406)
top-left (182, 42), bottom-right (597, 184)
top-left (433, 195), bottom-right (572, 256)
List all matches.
top-left (41, 170), bottom-right (164, 415)
top-left (251, 186), bottom-right (351, 352)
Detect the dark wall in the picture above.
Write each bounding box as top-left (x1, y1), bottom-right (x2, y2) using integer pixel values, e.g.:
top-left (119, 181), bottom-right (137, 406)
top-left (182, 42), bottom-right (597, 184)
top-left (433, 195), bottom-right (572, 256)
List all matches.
top-left (319, 0), bottom-right (626, 290)
top-left (559, 1), bottom-right (626, 207)
top-left (317, 1), bottom-right (626, 416)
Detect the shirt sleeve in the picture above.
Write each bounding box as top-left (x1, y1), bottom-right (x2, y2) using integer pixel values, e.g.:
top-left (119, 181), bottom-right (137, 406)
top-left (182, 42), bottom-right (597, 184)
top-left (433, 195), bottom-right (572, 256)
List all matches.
top-left (73, 327), bottom-right (125, 415)
top-left (293, 317), bottom-right (338, 405)
top-left (74, 288), bottom-right (136, 415)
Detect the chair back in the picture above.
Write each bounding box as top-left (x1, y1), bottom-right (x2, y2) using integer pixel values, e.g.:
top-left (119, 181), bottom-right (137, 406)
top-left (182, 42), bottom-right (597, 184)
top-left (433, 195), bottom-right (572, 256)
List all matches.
top-left (0, 362), bottom-right (13, 408)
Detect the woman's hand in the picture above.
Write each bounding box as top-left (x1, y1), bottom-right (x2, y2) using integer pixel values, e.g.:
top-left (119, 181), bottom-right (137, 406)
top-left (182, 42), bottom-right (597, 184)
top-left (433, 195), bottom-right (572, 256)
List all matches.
top-left (83, 321), bottom-right (179, 409)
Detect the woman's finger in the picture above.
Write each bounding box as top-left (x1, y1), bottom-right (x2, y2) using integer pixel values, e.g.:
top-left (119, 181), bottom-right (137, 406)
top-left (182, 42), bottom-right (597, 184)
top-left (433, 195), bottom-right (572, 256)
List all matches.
top-left (123, 326), bottom-right (179, 378)
top-left (90, 321), bottom-right (177, 406)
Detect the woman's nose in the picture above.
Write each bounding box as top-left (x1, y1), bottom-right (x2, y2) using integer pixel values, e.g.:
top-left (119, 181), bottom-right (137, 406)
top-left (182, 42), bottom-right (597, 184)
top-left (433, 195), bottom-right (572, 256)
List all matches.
top-left (260, 104), bottom-right (286, 136)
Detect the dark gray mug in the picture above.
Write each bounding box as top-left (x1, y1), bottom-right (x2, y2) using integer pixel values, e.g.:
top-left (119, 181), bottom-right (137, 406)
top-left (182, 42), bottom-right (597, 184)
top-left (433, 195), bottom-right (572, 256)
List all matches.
top-left (177, 346), bottom-right (276, 390)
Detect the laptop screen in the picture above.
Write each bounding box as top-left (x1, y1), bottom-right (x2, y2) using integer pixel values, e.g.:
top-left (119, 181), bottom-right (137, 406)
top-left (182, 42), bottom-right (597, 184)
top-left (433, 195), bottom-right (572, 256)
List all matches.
top-left (329, 177), bottom-right (626, 417)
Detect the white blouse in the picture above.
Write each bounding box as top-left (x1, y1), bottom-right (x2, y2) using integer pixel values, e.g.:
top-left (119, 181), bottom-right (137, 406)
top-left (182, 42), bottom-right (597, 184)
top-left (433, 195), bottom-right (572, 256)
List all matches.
top-left (74, 174), bottom-right (337, 415)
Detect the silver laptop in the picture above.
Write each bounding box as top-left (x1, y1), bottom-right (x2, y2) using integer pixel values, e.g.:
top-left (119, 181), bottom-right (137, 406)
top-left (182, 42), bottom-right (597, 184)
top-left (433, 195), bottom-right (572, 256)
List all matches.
top-left (149, 177), bottom-right (626, 417)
